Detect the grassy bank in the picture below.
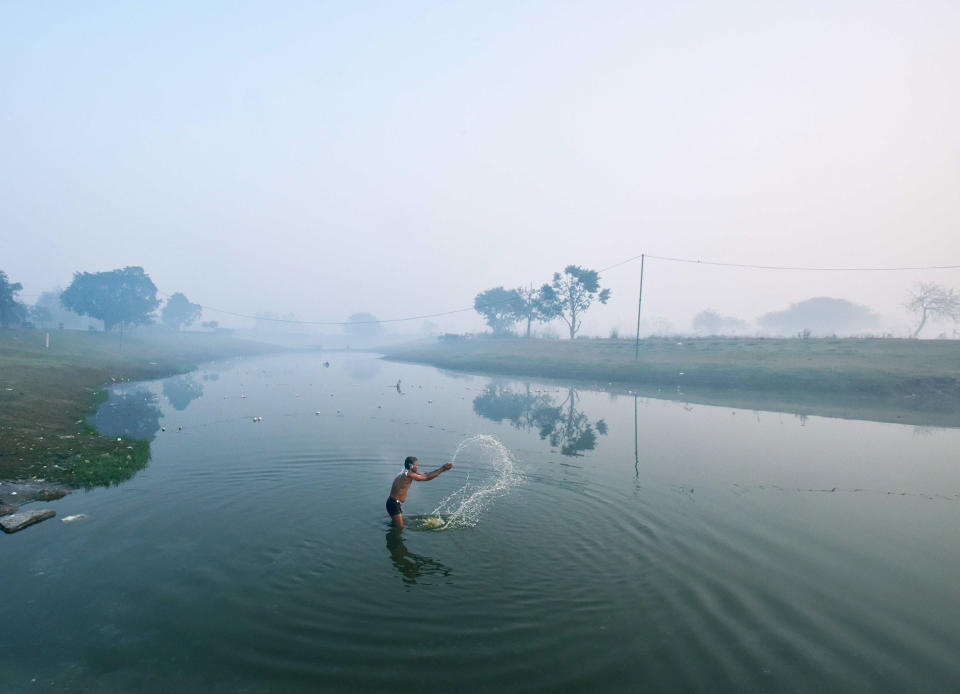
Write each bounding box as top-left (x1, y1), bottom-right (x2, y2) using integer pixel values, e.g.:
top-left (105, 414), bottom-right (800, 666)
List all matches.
top-left (382, 336), bottom-right (960, 426)
top-left (0, 328), bottom-right (290, 485)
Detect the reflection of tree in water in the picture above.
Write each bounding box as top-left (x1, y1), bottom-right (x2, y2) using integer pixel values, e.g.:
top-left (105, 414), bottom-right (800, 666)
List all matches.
top-left (473, 384), bottom-right (606, 456)
top-left (50, 386), bottom-right (161, 489)
top-left (345, 357), bottom-right (381, 381)
top-left (163, 374), bottom-right (204, 411)
top-left (89, 386), bottom-right (163, 442)
top-left (473, 384), bottom-right (553, 428)
top-left (385, 528), bottom-right (453, 585)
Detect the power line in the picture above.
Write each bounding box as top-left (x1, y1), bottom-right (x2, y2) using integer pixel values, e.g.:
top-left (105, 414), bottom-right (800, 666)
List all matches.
top-left (156, 291), bottom-right (514, 326)
top-left (599, 254), bottom-right (645, 273)
top-left (643, 254), bottom-right (960, 272)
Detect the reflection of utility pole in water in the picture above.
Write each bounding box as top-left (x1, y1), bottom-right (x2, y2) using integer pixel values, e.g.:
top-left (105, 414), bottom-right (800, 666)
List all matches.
top-left (634, 394), bottom-right (639, 479)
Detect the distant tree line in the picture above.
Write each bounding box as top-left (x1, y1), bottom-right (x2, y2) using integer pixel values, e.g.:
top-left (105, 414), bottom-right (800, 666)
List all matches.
top-left (474, 265), bottom-right (611, 339)
top-left (0, 266), bottom-right (206, 332)
top-left (757, 297), bottom-right (878, 335)
top-left (2, 264), bottom-right (959, 339)
top-left (695, 288), bottom-right (959, 339)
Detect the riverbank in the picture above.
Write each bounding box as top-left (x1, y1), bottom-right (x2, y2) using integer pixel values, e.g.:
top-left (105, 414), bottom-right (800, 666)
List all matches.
top-left (381, 336), bottom-right (960, 427)
top-left (0, 328), bottom-right (293, 486)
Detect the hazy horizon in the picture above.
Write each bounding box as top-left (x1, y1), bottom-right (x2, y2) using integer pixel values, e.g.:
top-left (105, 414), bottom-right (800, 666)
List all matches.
top-left (4, 1), bottom-right (959, 338)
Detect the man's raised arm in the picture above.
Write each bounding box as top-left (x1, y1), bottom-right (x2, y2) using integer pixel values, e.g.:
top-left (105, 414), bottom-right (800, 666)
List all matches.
top-left (410, 462), bottom-right (454, 481)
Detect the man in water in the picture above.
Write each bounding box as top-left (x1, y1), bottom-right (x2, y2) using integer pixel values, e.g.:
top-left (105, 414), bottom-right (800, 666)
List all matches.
top-left (386, 456), bottom-right (454, 528)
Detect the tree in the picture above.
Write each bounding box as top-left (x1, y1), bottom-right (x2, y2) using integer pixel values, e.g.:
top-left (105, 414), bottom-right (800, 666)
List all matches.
top-left (0, 270), bottom-right (28, 328)
top-left (540, 265), bottom-right (611, 339)
top-left (757, 297), bottom-right (878, 336)
top-left (34, 287), bottom-right (99, 329)
top-left (345, 312), bottom-right (383, 340)
top-left (693, 310), bottom-right (748, 335)
top-left (29, 304), bottom-right (53, 328)
top-left (905, 283), bottom-right (960, 338)
top-left (474, 287), bottom-right (522, 334)
top-left (161, 292), bottom-right (202, 330)
top-left (61, 266), bottom-right (160, 332)
top-left (513, 285), bottom-right (552, 338)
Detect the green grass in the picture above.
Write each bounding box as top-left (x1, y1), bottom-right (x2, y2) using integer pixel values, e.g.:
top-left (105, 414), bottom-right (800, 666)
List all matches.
top-left (0, 328), bottom-right (286, 486)
top-left (382, 336), bottom-right (960, 426)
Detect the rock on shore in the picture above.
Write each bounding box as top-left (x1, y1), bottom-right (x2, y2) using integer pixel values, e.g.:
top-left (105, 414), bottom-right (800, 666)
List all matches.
top-left (0, 509), bottom-right (56, 534)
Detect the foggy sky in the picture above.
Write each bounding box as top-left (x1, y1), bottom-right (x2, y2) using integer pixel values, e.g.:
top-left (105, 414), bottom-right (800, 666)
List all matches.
top-left (3, 1), bottom-right (959, 337)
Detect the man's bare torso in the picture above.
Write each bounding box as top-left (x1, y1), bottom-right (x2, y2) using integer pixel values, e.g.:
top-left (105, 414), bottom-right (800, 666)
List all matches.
top-left (389, 472), bottom-right (413, 501)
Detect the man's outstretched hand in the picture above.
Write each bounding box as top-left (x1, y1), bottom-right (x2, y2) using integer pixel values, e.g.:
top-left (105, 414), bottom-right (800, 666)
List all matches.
top-left (443, 462), bottom-right (454, 471)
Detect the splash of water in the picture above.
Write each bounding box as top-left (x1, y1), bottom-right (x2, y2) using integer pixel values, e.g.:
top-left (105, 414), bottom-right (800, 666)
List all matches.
top-left (426, 434), bottom-right (522, 529)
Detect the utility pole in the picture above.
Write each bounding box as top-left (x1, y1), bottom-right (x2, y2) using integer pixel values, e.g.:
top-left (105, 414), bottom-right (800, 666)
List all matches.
top-left (634, 254), bottom-right (645, 360)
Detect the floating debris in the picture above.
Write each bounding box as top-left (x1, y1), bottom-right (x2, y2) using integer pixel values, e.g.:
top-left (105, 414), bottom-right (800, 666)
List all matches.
top-left (62, 514), bottom-right (88, 523)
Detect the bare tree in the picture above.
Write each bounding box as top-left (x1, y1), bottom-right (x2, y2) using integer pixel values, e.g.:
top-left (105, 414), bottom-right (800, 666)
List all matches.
top-left (905, 283), bottom-right (960, 338)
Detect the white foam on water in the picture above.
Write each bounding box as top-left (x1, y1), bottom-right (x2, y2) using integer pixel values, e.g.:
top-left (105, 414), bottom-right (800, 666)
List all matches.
top-left (428, 434), bottom-right (522, 529)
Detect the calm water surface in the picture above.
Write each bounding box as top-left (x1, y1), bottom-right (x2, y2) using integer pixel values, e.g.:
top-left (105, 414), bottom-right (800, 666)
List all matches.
top-left (3, 352), bottom-right (959, 693)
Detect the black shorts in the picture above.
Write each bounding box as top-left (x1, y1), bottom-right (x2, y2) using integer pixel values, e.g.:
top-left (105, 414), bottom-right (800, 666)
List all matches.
top-left (386, 497), bottom-right (402, 517)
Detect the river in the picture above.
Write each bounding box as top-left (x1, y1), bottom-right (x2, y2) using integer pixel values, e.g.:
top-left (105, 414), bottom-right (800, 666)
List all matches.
top-left (3, 352), bottom-right (958, 693)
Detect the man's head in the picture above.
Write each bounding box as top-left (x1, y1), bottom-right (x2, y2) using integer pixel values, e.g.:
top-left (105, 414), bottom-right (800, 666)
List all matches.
top-left (404, 456), bottom-right (418, 471)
